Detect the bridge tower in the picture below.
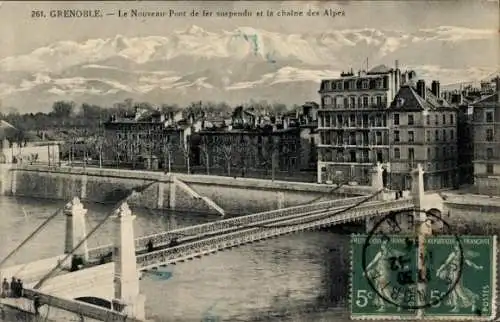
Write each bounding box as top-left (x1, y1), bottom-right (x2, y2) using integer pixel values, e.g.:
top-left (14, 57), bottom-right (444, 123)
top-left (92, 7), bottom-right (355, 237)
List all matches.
top-left (64, 197), bottom-right (89, 265)
top-left (370, 162), bottom-right (384, 200)
top-left (111, 202), bottom-right (146, 321)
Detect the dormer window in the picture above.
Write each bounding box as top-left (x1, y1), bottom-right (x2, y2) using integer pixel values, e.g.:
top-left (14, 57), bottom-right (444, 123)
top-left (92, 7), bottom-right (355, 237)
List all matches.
top-left (376, 79), bottom-right (383, 89)
top-left (396, 98), bottom-right (405, 107)
top-left (362, 80), bottom-right (369, 89)
top-left (350, 81), bottom-right (356, 90)
top-left (337, 82), bottom-right (343, 90)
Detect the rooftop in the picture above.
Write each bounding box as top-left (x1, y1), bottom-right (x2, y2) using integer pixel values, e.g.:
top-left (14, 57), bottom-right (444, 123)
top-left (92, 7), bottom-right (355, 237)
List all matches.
top-left (389, 84), bottom-right (453, 111)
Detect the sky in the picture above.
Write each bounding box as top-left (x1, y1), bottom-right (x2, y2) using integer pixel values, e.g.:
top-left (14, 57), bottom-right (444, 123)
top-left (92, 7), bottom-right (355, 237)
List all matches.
top-left (0, 0), bottom-right (498, 59)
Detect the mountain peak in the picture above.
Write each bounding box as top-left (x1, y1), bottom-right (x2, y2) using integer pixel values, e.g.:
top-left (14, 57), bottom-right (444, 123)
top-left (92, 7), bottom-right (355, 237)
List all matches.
top-left (183, 25), bottom-right (206, 35)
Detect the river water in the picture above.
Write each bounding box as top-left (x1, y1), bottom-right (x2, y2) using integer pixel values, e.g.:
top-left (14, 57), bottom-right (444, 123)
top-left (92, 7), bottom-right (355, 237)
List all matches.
top-left (0, 195), bottom-right (497, 322)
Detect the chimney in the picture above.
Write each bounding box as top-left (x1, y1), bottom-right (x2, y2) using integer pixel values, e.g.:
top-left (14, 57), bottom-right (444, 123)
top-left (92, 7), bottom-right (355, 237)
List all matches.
top-left (394, 60), bottom-right (401, 94)
top-left (431, 80), bottom-right (441, 98)
top-left (496, 76), bottom-right (500, 103)
top-left (417, 80), bottom-right (426, 100)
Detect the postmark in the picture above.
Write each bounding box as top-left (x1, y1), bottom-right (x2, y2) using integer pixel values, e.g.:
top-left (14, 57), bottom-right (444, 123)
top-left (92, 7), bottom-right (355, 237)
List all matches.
top-left (350, 208), bottom-right (468, 319)
top-left (424, 235), bottom-right (497, 320)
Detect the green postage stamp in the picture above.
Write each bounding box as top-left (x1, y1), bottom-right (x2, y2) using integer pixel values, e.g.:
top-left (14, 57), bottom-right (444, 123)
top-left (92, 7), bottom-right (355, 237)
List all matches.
top-left (350, 234), bottom-right (497, 320)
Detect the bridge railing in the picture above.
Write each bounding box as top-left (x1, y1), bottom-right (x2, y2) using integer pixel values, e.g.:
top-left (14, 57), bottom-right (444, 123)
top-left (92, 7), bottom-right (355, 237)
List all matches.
top-left (22, 288), bottom-right (142, 322)
top-left (137, 198), bottom-right (414, 269)
top-left (88, 194), bottom-right (372, 259)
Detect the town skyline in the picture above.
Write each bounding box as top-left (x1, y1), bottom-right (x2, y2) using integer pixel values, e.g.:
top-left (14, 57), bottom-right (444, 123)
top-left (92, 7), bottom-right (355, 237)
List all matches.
top-left (0, 1), bottom-right (498, 113)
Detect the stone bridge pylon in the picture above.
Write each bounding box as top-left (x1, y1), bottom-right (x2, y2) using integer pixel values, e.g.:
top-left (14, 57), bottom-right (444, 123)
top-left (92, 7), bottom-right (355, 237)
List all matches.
top-left (62, 197), bottom-right (146, 321)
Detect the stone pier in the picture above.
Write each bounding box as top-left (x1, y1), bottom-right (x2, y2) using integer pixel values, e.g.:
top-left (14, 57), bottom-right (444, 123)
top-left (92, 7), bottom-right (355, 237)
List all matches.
top-left (64, 197), bottom-right (89, 263)
top-left (112, 202), bottom-right (146, 320)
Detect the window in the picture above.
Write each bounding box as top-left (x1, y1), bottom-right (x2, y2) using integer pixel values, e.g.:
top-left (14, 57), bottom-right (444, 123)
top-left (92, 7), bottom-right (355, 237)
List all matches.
top-left (343, 98), bottom-right (348, 108)
top-left (427, 147), bottom-right (431, 158)
top-left (487, 148), bottom-right (493, 160)
top-left (408, 148), bottom-right (415, 160)
top-left (350, 97), bottom-right (356, 108)
top-left (435, 129), bottom-right (439, 141)
top-left (435, 147), bottom-right (439, 159)
top-left (450, 130), bottom-right (454, 140)
top-left (363, 96), bottom-right (369, 107)
top-left (394, 114), bottom-right (400, 125)
top-left (376, 96), bottom-right (382, 106)
top-left (350, 151), bottom-right (356, 162)
top-left (394, 130), bottom-right (400, 142)
top-left (487, 129), bottom-right (494, 141)
top-left (337, 82), bottom-right (343, 90)
top-left (350, 114), bottom-right (355, 126)
top-left (486, 111), bottom-right (494, 123)
top-left (450, 114), bottom-right (454, 125)
top-left (442, 129), bottom-right (446, 141)
top-left (376, 132), bottom-right (382, 145)
top-left (442, 114), bottom-right (446, 125)
top-left (426, 130), bottom-right (431, 142)
top-left (487, 164), bottom-right (494, 174)
top-left (435, 114), bottom-right (439, 125)
top-left (408, 114), bottom-right (414, 125)
top-left (362, 81), bottom-right (369, 89)
top-left (426, 115), bottom-right (430, 125)
top-left (408, 131), bottom-right (414, 143)
top-left (394, 148), bottom-right (400, 159)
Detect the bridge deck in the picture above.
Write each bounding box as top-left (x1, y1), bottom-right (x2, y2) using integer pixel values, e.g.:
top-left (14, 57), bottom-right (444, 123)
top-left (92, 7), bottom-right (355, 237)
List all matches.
top-left (135, 197), bottom-right (413, 270)
top-left (87, 195), bottom-right (369, 260)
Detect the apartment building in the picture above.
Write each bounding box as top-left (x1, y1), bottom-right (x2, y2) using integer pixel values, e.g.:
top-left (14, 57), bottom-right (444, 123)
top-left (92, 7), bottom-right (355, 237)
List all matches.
top-left (103, 107), bottom-right (194, 170)
top-left (388, 80), bottom-right (459, 190)
top-left (316, 62), bottom-right (412, 184)
top-left (471, 77), bottom-right (500, 195)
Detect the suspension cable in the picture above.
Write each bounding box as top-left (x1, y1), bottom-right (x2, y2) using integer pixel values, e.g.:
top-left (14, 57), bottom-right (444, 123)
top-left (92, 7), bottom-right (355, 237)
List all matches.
top-left (244, 188), bottom-right (385, 229)
top-left (33, 181), bottom-right (156, 290)
top-left (0, 205), bottom-right (65, 269)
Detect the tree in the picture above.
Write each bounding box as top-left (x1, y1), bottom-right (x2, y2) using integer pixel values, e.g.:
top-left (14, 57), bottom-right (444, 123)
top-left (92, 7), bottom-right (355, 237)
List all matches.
top-left (259, 136), bottom-right (279, 180)
top-left (163, 138), bottom-right (174, 173)
top-left (198, 135), bottom-right (212, 174)
top-left (51, 101), bottom-right (75, 119)
top-left (221, 142), bottom-right (233, 176)
top-left (179, 137), bottom-right (191, 174)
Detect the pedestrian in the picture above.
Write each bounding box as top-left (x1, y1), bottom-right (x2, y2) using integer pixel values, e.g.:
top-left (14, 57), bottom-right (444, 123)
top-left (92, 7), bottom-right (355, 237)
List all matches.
top-left (1, 278), bottom-right (8, 298)
top-left (10, 277), bottom-right (17, 298)
top-left (147, 239), bottom-right (154, 253)
top-left (17, 279), bottom-right (23, 297)
top-left (33, 295), bottom-right (41, 315)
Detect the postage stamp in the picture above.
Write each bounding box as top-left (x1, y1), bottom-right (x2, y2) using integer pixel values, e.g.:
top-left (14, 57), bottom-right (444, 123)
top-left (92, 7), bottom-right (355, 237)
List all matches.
top-left (350, 234), bottom-right (418, 319)
top-left (423, 235), bottom-right (497, 320)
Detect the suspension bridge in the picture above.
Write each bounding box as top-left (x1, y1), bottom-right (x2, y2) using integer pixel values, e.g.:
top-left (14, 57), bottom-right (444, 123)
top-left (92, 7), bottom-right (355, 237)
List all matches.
top-left (0, 163), bottom-right (444, 322)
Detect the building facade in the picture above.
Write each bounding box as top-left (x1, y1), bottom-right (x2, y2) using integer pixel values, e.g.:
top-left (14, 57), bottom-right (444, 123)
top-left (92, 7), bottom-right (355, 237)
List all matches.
top-left (471, 77), bottom-right (500, 195)
top-left (387, 80), bottom-right (459, 190)
top-left (316, 63), bottom-right (408, 184)
top-left (192, 127), bottom-right (301, 176)
top-left (103, 108), bottom-right (193, 170)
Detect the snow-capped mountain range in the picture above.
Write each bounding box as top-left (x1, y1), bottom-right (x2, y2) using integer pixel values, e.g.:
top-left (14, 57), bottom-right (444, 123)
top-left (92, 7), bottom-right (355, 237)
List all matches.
top-left (0, 25), bottom-right (497, 113)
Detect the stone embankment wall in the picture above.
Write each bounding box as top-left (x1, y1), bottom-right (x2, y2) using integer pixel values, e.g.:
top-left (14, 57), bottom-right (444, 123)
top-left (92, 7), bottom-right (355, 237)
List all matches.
top-left (1, 165), bottom-right (374, 214)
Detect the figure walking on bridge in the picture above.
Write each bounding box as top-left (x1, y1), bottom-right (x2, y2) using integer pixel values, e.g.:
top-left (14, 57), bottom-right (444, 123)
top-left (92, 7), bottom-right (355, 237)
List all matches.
top-left (147, 239), bottom-right (154, 253)
top-left (1, 278), bottom-right (8, 298)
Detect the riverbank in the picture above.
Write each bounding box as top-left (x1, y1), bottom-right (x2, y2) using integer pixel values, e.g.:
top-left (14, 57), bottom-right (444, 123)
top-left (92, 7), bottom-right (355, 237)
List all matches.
top-left (1, 164), bottom-right (373, 215)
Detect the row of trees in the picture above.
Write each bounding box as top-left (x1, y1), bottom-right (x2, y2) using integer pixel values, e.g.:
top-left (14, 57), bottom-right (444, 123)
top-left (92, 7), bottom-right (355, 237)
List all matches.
top-left (1, 99), bottom-right (295, 135)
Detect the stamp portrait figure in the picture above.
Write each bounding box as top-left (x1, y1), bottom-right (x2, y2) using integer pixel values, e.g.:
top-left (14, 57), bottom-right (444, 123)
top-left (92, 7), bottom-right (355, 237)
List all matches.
top-left (436, 244), bottom-right (483, 313)
top-left (363, 237), bottom-right (407, 312)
